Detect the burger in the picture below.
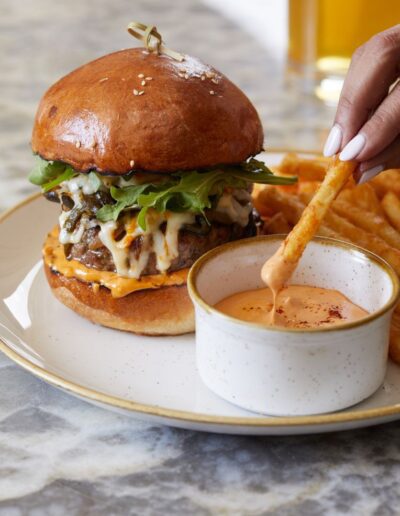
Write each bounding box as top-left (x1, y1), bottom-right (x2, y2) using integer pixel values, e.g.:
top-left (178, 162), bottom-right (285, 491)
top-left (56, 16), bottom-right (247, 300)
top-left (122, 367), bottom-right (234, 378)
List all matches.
top-left (29, 39), bottom-right (295, 336)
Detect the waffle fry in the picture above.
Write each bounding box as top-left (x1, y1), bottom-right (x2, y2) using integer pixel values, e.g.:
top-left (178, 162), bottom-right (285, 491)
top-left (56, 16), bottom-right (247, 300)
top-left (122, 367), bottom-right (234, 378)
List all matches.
top-left (341, 183), bottom-right (385, 217)
top-left (263, 212), bottom-right (291, 234)
top-left (371, 170), bottom-right (400, 198)
top-left (278, 152), bottom-right (329, 181)
top-left (263, 186), bottom-right (343, 241)
top-left (331, 199), bottom-right (400, 249)
top-left (382, 191), bottom-right (400, 232)
top-left (255, 185), bottom-right (305, 224)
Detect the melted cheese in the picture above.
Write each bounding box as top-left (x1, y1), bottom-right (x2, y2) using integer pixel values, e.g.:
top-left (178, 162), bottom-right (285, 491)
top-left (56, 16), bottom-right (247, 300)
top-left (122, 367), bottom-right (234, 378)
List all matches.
top-left (58, 176), bottom-right (98, 244)
top-left (150, 211), bottom-right (195, 273)
top-left (64, 175), bottom-right (99, 196)
top-left (57, 173), bottom-right (250, 259)
top-left (56, 172), bottom-right (250, 280)
top-left (214, 190), bottom-right (252, 227)
top-left (58, 172), bottom-right (195, 277)
top-left (98, 210), bottom-right (195, 279)
top-left (43, 227), bottom-right (188, 298)
top-left (58, 213), bottom-right (97, 245)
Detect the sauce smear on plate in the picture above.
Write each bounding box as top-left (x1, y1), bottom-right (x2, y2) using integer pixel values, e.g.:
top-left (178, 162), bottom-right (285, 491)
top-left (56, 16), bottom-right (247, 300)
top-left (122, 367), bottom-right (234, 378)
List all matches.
top-left (214, 285), bottom-right (368, 329)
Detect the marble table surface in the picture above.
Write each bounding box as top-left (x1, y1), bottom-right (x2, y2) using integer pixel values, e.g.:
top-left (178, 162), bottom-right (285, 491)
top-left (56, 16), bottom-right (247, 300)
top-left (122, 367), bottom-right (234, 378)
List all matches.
top-left (1, 0), bottom-right (400, 514)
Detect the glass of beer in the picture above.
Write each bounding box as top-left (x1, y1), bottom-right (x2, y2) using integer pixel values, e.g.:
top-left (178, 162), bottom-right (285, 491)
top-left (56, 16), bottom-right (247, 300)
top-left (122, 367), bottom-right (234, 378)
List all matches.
top-left (287, 0), bottom-right (400, 104)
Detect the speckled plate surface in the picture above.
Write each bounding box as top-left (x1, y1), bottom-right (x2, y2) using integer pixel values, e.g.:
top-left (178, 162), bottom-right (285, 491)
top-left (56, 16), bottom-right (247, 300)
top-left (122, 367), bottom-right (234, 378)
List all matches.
top-left (1, 152), bottom-right (400, 435)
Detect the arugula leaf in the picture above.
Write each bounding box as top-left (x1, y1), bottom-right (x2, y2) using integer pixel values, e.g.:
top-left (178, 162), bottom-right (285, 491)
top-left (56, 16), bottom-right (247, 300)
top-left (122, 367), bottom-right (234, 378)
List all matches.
top-left (97, 184), bottom-right (152, 222)
top-left (31, 155), bottom-right (297, 230)
top-left (222, 159), bottom-right (297, 185)
top-left (97, 160), bottom-right (296, 230)
top-left (240, 157), bottom-right (273, 175)
top-left (139, 170), bottom-right (220, 211)
top-left (42, 167), bottom-right (76, 192)
top-left (28, 155), bottom-right (66, 186)
top-left (29, 155), bottom-right (77, 192)
top-left (94, 204), bottom-right (115, 221)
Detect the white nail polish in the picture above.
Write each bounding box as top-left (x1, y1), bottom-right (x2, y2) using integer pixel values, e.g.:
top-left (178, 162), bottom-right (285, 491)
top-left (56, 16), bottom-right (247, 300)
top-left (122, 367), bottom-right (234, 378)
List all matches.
top-left (339, 134), bottom-right (366, 161)
top-left (358, 165), bottom-right (384, 185)
top-left (323, 125), bottom-right (342, 157)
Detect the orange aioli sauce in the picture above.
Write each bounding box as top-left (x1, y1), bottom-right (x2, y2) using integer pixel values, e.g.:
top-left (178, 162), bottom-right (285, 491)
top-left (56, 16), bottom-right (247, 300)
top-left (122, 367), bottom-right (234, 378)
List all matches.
top-left (261, 244), bottom-right (295, 298)
top-left (260, 244), bottom-right (297, 323)
top-left (43, 226), bottom-right (188, 298)
top-left (214, 285), bottom-right (368, 329)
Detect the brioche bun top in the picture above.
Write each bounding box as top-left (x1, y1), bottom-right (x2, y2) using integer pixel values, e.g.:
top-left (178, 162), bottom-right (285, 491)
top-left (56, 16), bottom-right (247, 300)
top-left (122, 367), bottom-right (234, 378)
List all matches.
top-left (31, 48), bottom-right (264, 174)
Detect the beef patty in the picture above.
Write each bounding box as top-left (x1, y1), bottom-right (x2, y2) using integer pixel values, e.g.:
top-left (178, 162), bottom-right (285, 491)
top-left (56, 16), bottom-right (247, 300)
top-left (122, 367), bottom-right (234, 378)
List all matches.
top-left (65, 215), bottom-right (257, 276)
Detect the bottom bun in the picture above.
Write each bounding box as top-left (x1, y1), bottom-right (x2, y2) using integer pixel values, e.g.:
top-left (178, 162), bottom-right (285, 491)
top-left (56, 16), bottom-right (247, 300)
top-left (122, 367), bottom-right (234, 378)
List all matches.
top-left (44, 263), bottom-right (195, 336)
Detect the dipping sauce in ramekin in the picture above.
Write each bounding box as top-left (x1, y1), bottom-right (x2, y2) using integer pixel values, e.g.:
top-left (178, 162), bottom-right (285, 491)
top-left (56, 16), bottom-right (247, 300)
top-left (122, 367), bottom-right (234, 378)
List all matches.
top-left (188, 236), bottom-right (399, 416)
top-left (214, 284), bottom-right (368, 329)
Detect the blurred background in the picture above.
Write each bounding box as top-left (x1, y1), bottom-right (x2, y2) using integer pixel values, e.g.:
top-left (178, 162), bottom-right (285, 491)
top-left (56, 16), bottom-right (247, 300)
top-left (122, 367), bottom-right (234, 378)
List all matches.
top-left (1, 0), bottom-right (398, 210)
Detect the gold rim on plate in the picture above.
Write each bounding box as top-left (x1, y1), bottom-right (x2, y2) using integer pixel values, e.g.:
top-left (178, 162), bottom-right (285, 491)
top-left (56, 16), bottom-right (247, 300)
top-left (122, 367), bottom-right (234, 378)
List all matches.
top-left (1, 151), bottom-right (400, 429)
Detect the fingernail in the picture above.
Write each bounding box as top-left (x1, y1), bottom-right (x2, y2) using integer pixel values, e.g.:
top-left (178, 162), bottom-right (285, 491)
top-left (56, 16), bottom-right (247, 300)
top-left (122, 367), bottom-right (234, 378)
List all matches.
top-left (357, 164), bottom-right (384, 185)
top-left (339, 134), bottom-right (366, 161)
top-left (323, 124), bottom-right (342, 157)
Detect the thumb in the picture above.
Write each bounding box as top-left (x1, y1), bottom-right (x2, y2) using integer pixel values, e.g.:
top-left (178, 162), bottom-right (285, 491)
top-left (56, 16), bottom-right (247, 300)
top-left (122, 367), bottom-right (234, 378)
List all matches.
top-left (355, 135), bottom-right (400, 184)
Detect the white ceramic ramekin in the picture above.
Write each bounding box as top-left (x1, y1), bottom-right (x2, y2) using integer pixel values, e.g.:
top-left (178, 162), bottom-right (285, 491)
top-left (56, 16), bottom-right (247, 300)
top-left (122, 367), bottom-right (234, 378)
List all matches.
top-left (188, 236), bottom-right (399, 416)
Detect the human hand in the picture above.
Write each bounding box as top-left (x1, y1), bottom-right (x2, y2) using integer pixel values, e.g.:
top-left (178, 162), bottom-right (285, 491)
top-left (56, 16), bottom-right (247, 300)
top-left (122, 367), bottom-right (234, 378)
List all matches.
top-left (323, 24), bottom-right (400, 184)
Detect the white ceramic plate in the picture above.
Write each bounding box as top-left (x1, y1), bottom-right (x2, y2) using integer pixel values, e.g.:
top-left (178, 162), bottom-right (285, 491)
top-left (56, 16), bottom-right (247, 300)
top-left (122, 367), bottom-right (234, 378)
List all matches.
top-left (1, 151), bottom-right (400, 435)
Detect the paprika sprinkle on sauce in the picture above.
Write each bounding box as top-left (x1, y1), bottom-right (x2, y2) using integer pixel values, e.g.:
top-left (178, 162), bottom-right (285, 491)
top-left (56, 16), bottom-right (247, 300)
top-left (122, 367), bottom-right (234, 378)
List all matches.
top-left (214, 285), bottom-right (368, 329)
